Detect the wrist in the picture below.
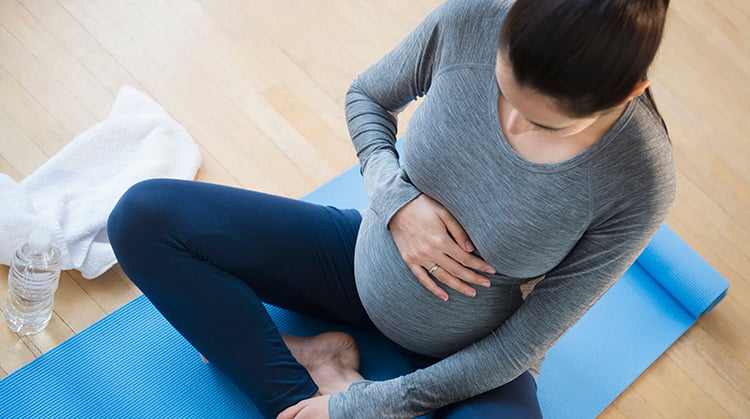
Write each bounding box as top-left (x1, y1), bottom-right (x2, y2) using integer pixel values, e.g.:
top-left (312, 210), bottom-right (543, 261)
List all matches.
top-left (387, 193), bottom-right (422, 231)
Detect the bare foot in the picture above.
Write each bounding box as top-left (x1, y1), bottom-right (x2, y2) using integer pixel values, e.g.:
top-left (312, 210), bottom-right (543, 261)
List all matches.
top-left (282, 332), bottom-right (364, 395)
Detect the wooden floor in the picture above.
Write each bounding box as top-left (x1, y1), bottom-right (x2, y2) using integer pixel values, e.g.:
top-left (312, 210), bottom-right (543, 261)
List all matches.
top-left (0, 0), bottom-right (747, 417)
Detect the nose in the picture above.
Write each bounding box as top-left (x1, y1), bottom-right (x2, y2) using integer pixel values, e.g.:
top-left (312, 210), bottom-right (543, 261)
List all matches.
top-left (506, 109), bottom-right (538, 135)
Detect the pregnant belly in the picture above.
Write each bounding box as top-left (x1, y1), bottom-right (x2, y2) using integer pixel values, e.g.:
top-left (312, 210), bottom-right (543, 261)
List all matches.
top-left (354, 210), bottom-right (524, 358)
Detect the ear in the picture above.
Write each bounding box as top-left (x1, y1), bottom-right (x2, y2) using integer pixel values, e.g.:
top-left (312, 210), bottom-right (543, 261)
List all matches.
top-left (625, 80), bottom-right (651, 101)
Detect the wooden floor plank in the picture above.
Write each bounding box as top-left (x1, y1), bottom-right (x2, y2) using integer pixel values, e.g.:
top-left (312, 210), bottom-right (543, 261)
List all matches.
top-left (0, 107), bottom-right (49, 176)
top-left (611, 387), bottom-right (663, 419)
top-left (668, 328), bottom-right (750, 416)
top-left (647, 352), bottom-right (730, 418)
top-left (99, 0), bottom-right (339, 187)
top-left (1, 0), bottom-right (113, 120)
top-left (0, 15), bottom-right (97, 139)
top-left (0, 66), bottom-right (69, 157)
top-left (21, 0), bottom-right (141, 95)
top-left (51, 271), bottom-right (107, 334)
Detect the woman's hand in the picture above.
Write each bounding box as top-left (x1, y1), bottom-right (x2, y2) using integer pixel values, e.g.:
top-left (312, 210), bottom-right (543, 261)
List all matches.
top-left (389, 194), bottom-right (495, 301)
top-left (277, 394), bottom-right (330, 419)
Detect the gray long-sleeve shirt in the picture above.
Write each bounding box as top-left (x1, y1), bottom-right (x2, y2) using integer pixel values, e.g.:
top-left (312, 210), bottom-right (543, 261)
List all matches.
top-left (330, 0), bottom-right (676, 417)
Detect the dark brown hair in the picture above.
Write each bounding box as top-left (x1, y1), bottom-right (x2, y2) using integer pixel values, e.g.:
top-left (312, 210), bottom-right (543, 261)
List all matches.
top-left (500, 0), bottom-right (670, 119)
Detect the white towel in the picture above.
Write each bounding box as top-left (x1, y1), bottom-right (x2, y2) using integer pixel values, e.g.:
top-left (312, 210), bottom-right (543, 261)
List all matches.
top-left (0, 86), bottom-right (201, 279)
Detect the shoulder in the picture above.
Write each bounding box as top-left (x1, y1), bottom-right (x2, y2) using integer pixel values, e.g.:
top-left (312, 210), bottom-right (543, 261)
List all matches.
top-left (436, 0), bottom-right (513, 30)
top-left (439, 0), bottom-right (513, 16)
top-left (590, 97), bottom-right (676, 223)
top-left (429, 0), bottom-right (514, 66)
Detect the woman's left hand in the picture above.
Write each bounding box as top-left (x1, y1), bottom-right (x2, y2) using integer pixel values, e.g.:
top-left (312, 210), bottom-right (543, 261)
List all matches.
top-left (277, 394), bottom-right (331, 419)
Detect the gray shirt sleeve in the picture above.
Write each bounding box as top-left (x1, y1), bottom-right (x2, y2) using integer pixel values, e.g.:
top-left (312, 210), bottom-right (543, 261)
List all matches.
top-left (344, 3), bottom-right (443, 227)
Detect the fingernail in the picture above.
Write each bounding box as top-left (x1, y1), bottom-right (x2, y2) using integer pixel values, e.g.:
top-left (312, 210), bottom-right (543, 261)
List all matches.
top-left (465, 241), bottom-right (474, 251)
top-left (466, 289), bottom-right (477, 297)
top-left (482, 280), bottom-right (491, 288)
top-left (441, 294), bottom-right (449, 302)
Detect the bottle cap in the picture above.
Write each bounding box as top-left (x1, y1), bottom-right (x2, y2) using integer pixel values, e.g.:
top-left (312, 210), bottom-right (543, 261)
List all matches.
top-left (28, 230), bottom-right (53, 251)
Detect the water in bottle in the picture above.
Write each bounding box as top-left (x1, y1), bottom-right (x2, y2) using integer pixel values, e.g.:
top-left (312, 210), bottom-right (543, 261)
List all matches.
top-left (3, 229), bottom-right (61, 335)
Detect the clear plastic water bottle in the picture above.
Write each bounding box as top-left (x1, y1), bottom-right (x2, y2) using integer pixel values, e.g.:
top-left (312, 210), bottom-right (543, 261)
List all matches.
top-left (3, 229), bottom-right (61, 335)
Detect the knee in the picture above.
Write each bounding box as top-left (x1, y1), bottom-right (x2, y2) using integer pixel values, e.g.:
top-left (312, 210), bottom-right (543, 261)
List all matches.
top-left (435, 402), bottom-right (541, 419)
top-left (434, 372), bottom-right (541, 419)
top-left (107, 179), bottom-right (177, 256)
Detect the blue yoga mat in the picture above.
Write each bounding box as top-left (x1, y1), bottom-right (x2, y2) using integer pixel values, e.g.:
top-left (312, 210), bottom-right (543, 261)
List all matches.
top-left (0, 166), bottom-right (729, 418)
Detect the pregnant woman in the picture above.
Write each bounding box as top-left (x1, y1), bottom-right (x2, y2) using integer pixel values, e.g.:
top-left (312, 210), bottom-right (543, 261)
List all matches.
top-left (108, 0), bottom-right (675, 417)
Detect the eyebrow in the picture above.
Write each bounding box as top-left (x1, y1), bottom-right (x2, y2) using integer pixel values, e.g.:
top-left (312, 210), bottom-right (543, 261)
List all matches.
top-left (497, 84), bottom-right (567, 131)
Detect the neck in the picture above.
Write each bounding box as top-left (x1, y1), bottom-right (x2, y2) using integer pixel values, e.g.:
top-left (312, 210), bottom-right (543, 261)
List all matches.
top-left (498, 100), bottom-right (628, 164)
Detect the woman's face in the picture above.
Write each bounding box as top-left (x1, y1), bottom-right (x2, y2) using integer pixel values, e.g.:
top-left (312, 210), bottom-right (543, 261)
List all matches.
top-left (495, 51), bottom-right (602, 138)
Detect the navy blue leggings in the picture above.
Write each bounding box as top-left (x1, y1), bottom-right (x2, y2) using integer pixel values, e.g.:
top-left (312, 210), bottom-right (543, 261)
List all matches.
top-left (108, 179), bottom-right (541, 419)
